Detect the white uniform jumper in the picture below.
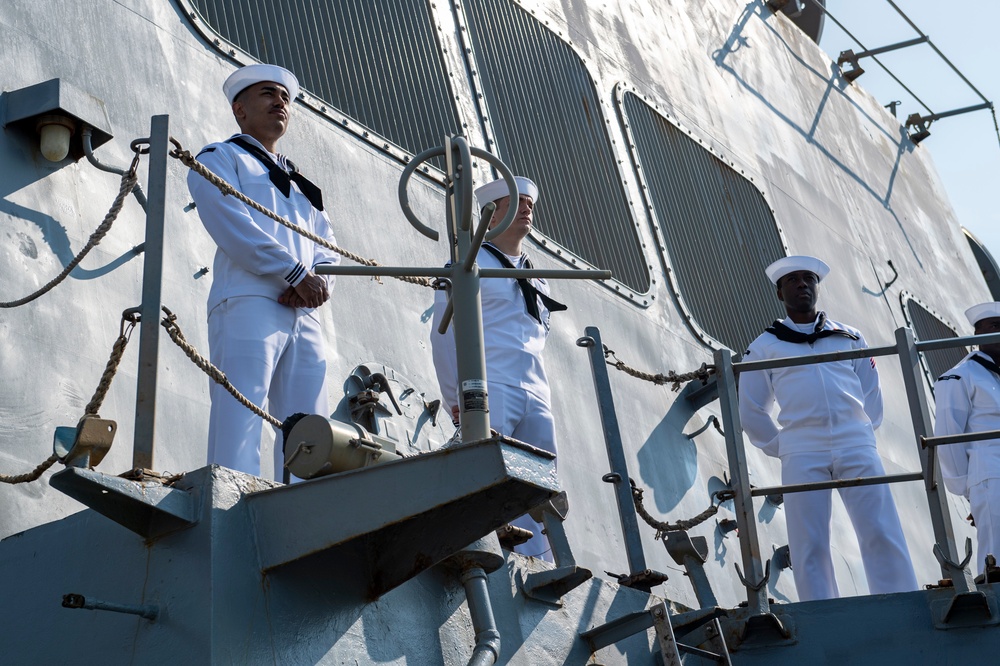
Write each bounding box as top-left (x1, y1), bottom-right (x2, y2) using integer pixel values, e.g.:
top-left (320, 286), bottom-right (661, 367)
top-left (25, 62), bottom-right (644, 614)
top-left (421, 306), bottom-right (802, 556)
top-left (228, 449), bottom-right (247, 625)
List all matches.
top-left (188, 134), bottom-right (340, 478)
top-left (430, 243), bottom-right (560, 560)
top-left (934, 351), bottom-right (1000, 574)
top-left (739, 314), bottom-right (917, 600)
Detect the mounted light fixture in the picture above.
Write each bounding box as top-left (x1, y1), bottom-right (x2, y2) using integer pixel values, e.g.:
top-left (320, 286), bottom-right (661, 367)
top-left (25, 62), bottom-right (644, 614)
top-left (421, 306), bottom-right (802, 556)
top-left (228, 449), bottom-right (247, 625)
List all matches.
top-left (36, 114), bottom-right (77, 161)
top-left (837, 50), bottom-right (865, 83)
top-left (905, 113), bottom-right (932, 144)
top-left (836, 36), bottom-right (929, 85)
top-left (2, 78), bottom-right (113, 163)
top-left (905, 102), bottom-right (995, 145)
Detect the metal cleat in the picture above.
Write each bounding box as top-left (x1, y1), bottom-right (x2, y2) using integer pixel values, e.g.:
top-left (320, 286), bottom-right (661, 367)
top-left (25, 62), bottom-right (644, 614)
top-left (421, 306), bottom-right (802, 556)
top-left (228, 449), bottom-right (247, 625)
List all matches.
top-left (52, 414), bottom-right (117, 469)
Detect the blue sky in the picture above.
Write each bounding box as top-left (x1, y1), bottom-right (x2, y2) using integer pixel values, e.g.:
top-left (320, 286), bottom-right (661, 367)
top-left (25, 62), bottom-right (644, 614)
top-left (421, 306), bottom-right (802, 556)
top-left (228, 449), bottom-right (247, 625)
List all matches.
top-left (817, 0), bottom-right (1000, 263)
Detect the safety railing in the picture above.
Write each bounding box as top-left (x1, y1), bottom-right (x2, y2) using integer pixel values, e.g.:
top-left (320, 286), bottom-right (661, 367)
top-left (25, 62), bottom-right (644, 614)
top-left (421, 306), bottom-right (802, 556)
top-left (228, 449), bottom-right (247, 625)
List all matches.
top-left (715, 327), bottom-right (1000, 624)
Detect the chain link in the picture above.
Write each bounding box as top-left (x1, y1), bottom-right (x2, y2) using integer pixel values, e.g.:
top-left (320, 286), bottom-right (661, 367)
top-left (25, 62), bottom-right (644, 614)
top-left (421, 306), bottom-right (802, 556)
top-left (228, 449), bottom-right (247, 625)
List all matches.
top-left (603, 345), bottom-right (715, 392)
top-left (630, 478), bottom-right (723, 539)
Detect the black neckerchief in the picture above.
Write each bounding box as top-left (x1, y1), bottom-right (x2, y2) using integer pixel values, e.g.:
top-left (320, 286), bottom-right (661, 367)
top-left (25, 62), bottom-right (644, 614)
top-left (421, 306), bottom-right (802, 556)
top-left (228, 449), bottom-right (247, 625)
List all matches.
top-left (480, 243), bottom-right (567, 324)
top-left (971, 353), bottom-right (1000, 378)
top-left (765, 312), bottom-right (860, 344)
top-left (227, 137), bottom-right (324, 211)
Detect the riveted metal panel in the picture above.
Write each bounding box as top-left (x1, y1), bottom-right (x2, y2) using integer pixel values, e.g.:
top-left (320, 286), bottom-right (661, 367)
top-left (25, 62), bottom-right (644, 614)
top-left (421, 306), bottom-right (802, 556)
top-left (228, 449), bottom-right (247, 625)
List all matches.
top-left (459, 0), bottom-right (650, 295)
top-left (620, 89), bottom-right (786, 353)
top-left (184, 0), bottom-right (461, 161)
top-left (901, 294), bottom-right (967, 386)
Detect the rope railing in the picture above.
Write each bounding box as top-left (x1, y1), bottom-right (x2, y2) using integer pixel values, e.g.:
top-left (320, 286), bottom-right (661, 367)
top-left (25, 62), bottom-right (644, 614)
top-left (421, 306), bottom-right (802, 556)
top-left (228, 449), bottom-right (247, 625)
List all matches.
top-left (1, 304), bottom-right (313, 484)
top-left (159, 307), bottom-right (282, 429)
top-left (159, 308), bottom-right (421, 464)
top-left (630, 478), bottom-right (724, 539)
top-left (168, 138), bottom-right (435, 289)
top-left (86, 311), bottom-right (139, 416)
top-left (0, 154), bottom-right (140, 309)
top-left (0, 311), bottom-right (139, 484)
top-left (602, 345), bottom-right (715, 392)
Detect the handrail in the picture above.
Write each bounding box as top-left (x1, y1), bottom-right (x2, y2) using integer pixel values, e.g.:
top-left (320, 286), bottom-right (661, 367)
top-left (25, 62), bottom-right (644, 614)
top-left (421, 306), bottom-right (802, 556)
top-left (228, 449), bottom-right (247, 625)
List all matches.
top-left (732, 330), bottom-right (1000, 374)
top-left (746, 472), bottom-right (924, 498)
top-left (923, 428), bottom-right (1000, 449)
top-left (715, 324), bottom-right (988, 621)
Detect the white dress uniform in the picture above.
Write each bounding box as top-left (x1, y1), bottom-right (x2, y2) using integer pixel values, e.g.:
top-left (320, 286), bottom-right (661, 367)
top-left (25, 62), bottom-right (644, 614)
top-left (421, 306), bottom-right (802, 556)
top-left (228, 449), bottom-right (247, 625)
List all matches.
top-left (935, 350), bottom-right (1000, 575)
top-left (188, 133), bottom-right (340, 479)
top-left (739, 314), bottom-right (917, 600)
top-left (430, 241), bottom-right (559, 560)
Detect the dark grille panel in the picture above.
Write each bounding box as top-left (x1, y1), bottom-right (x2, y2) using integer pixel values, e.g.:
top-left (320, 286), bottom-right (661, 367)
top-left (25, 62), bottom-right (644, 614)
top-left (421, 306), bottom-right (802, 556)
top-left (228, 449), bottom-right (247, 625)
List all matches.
top-left (622, 92), bottom-right (786, 352)
top-left (965, 229), bottom-right (1000, 300)
top-left (905, 298), bottom-right (967, 382)
top-left (462, 0), bottom-right (650, 293)
top-left (186, 0), bottom-right (461, 158)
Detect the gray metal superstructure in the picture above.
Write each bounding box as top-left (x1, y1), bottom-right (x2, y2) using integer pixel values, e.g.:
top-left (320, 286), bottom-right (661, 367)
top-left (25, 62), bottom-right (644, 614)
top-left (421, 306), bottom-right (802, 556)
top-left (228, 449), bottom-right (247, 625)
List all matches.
top-left (1, 0), bottom-right (998, 663)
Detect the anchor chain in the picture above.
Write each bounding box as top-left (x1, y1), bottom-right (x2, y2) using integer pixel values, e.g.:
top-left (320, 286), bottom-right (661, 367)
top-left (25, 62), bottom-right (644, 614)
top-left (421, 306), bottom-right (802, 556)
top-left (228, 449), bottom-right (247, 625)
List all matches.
top-left (0, 153), bottom-right (140, 308)
top-left (603, 345), bottom-right (715, 392)
top-left (169, 138), bottom-right (434, 288)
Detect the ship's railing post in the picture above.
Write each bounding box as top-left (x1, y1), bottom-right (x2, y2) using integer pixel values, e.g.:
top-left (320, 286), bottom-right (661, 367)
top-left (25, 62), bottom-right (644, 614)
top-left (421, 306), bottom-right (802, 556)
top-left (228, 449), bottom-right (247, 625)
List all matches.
top-left (895, 327), bottom-right (973, 592)
top-left (578, 326), bottom-right (648, 576)
top-left (714, 348), bottom-right (770, 615)
top-left (132, 114), bottom-right (169, 471)
top-left (722, 330), bottom-right (1000, 598)
top-left (445, 136), bottom-right (493, 444)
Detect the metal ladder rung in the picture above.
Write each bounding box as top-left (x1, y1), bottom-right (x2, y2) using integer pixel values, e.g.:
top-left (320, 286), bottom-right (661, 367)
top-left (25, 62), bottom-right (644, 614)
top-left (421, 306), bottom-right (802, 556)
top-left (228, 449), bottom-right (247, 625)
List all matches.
top-left (651, 603), bottom-right (732, 666)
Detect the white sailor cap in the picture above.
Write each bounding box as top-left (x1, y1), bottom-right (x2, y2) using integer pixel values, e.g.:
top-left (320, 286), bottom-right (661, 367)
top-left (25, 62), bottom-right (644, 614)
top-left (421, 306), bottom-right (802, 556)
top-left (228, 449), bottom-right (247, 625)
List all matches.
top-left (223, 64), bottom-right (299, 105)
top-left (765, 255), bottom-right (831, 285)
top-left (965, 302), bottom-right (1000, 327)
top-left (474, 176), bottom-right (539, 208)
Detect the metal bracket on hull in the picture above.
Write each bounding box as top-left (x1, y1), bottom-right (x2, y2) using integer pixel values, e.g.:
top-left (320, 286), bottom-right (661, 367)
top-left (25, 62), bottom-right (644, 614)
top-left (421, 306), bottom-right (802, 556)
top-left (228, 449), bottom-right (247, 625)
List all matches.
top-left (521, 492), bottom-right (593, 605)
top-left (930, 588), bottom-right (1000, 629)
top-left (247, 436), bottom-right (558, 600)
top-left (679, 376), bottom-right (719, 412)
top-left (717, 606), bottom-right (796, 651)
top-left (49, 467), bottom-right (197, 539)
top-left (521, 566), bottom-right (592, 606)
top-left (664, 531), bottom-right (718, 608)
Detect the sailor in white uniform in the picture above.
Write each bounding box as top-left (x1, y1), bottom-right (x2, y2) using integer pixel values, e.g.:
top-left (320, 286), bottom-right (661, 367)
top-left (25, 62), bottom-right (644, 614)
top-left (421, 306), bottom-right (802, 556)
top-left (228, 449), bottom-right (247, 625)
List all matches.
top-left (738, 255), bottom-right (917, 601)
top-left (934, 301), bottom-right (1000, 576)
top-left (430, 176), bottom-right (565, 561)
top-left (188, 64), bottom-right (341, 479)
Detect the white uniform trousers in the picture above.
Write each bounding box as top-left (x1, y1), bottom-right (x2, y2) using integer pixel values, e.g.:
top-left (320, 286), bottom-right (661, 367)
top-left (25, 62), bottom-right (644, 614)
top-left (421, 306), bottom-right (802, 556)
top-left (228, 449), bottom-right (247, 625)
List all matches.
top-left (781, 446), bottom-right (917, 600)
top-left (489, 382), bottom-right (557, 562)
top-left (971, 478), bottom-right (1000, 574)
top-left (207, 296), bottom-right (329, 480)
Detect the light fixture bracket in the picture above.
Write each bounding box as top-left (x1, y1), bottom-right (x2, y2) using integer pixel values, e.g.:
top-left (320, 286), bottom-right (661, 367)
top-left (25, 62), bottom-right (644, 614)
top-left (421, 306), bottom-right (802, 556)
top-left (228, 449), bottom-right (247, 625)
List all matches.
top-left (2, 78), bottom-right (113, 161)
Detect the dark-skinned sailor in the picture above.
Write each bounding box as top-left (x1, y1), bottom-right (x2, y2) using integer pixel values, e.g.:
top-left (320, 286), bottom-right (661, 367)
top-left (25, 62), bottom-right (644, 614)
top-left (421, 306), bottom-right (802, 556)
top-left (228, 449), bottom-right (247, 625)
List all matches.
top-left (934, 302), bottom-right (1000, 576)
top-left (738, 255), bottom-right (917, 601)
